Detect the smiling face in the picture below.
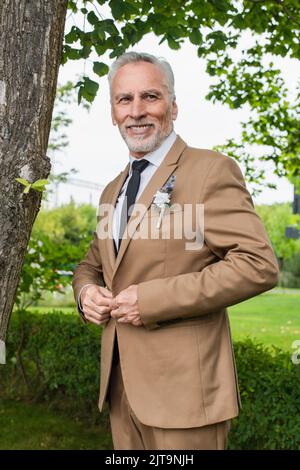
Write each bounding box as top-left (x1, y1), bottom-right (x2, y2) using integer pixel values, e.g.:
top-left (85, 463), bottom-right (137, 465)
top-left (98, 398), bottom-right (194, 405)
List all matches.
top-left (110, 61), bottom-right (178, 158)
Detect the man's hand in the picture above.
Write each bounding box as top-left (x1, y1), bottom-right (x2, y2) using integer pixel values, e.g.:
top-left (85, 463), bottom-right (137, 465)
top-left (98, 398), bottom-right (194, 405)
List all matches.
top-left (110, 285), bottom-right (142, 327)
top-left (80, 285), bottom-right (113, 326)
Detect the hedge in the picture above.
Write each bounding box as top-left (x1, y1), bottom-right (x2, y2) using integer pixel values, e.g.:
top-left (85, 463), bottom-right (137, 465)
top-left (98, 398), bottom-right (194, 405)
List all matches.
top-left (1, 310), bottom-right (300, 449)
top-left (228, 340), bottom-right (300, 449)
top-left (0, 310), bottom-right (104, 424)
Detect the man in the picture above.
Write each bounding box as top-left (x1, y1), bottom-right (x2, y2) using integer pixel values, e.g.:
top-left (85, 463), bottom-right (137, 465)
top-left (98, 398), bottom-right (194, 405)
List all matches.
top-left (72, 52), bottom-right (279, 450)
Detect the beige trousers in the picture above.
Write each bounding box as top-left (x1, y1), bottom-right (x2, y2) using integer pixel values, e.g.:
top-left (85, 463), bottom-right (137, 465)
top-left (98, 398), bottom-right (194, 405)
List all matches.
top-left (108, 361), bottom-right (230, 450)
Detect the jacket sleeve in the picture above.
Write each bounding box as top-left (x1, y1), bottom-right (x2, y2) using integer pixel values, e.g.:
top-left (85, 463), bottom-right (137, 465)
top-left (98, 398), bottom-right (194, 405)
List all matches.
top-left (72, 231), bottom-right (105, 321)
top-left (138, 155), bottom-right (279, 328)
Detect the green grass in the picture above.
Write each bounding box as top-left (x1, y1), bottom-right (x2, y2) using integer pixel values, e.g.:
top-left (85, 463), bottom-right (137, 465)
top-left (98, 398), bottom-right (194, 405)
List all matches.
top-left (0, 400), bottom-right (112, 450)
top-left (36, 288), bottom-right (75, 308)
top-left (29, 306), bottom-right (75, 315)
top-left (228, 288), bottom-right (300, 351)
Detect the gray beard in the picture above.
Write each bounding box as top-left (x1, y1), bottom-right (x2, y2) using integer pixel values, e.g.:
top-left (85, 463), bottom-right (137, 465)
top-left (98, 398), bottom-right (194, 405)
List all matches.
top-left (121, 131), bottom-right (162, 154)
top-left (119, 124), bottom-right (173, 155)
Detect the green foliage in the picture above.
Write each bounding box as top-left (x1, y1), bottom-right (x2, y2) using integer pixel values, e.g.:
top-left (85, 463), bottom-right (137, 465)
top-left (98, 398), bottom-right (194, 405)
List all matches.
top-left (256, 203), bottom-right (300, 262)
top-left (283, 251), bottom-right (300, 278)
top-left (212, 59), bottom-right (300, 191)
top-left (2, 313), bottom-right (300, 449)
top-left (228, 339), bottom-right (300, 450)
top-left (62, 0), bottom-right (300, 188)
top-left (15, 236), bottom-right (68, 309)
top-left (75, 76), bottom-right (99, 104)
top-left (256, 201), bottom-right (300, 287)
top-left (16, 203), bottom-right (96, 309)
top-left (93, 61), bottom-right (109, 77)
top-left (33, 202), bottom-right (96, 244)
top-left (15, 178), bottom-right (49, 194)
top-left (1, 311), bottom-right (103, 423)
top-left (279, 271), bottom-right (300, 289)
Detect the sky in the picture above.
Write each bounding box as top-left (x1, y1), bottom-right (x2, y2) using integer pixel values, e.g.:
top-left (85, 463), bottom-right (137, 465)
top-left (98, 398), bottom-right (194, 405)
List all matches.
top-left (48, 17), bottom-right (298, 208)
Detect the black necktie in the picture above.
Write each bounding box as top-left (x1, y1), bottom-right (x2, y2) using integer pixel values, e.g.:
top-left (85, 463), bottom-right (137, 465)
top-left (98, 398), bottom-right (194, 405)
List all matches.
top-left (118, 159), bottom-right (150, 250)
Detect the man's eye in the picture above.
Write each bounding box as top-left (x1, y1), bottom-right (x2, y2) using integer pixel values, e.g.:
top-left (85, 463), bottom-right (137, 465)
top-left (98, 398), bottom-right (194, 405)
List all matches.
top-left (146, 94), bottom-right (157, 100)
top-left (119, 97), bottom-right (130, 103)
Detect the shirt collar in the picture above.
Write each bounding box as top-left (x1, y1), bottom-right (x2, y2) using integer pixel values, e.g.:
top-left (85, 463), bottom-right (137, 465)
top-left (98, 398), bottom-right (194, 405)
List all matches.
top-left (129, 130), bottom-right (177, 171)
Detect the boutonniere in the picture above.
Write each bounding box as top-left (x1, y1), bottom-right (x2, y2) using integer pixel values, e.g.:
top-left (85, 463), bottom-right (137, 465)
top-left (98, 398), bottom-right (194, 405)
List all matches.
top-left (153, 175), bottom-right (176, 229)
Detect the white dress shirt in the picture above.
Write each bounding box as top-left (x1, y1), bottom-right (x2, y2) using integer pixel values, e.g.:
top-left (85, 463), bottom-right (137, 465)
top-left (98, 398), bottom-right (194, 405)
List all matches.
top-left (113, 130), bottom-right (177, 247)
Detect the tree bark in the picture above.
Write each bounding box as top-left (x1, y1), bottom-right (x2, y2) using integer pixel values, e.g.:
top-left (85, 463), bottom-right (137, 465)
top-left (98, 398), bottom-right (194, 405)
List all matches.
top-left (0, 0), bottom-right (68, 363)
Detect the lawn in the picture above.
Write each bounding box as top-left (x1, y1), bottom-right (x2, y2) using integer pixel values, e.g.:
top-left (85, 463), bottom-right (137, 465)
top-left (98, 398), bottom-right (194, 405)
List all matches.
top-left (228, 288), bottom-right (300, 351)
top-left (0, 400), bottom-right (112, 450)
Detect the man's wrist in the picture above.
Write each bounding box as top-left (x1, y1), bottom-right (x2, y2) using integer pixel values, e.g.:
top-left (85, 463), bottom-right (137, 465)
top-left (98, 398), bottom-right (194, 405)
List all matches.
top-left (78, 283), bottom-right (94, 308)
top-left (77, 284), bottom-right (94, 320)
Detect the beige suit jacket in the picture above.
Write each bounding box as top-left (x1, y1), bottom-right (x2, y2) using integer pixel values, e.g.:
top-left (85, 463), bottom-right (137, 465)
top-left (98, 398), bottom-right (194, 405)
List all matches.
top-left (72, 136), bottom-right (279, 429)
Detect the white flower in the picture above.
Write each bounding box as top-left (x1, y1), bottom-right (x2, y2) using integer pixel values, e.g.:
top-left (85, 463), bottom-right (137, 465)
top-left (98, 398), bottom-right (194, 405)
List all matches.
top-left (37, 240), bottom-right (43, 247)
top-left (152, 176), bottom-right (176, 229)
top-left (153, 191), bottom-right (170, 208)
top-left (28, 248), bottom-right (36, 254)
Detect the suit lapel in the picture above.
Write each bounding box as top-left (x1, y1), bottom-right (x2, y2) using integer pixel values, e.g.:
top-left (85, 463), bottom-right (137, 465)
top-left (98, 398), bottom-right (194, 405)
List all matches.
top-left (103, 163), bottom-right (130, 271)
top-left (112, 136), bottom-right (187, 279)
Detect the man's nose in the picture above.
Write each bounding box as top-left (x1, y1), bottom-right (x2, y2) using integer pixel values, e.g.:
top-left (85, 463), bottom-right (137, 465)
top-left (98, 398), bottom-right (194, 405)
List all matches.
top-left (129, 98), bottom-right (146, 120)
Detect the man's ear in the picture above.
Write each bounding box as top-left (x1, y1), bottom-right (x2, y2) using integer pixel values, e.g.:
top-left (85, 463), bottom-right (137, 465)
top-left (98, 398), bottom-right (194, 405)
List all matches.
top-left (111, 109), bottom-right (116, 126)
top-left (172, 98), bottom-right (178, 121)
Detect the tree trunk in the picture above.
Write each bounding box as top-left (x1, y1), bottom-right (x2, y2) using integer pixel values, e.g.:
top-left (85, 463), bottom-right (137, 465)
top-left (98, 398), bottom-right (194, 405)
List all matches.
top-left (0, 0), bottom-right (68, 363)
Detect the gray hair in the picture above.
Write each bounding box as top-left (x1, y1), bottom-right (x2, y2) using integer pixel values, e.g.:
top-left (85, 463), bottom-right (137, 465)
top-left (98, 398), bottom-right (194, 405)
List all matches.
top-left (108, 52), bottom-right (175, 99)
